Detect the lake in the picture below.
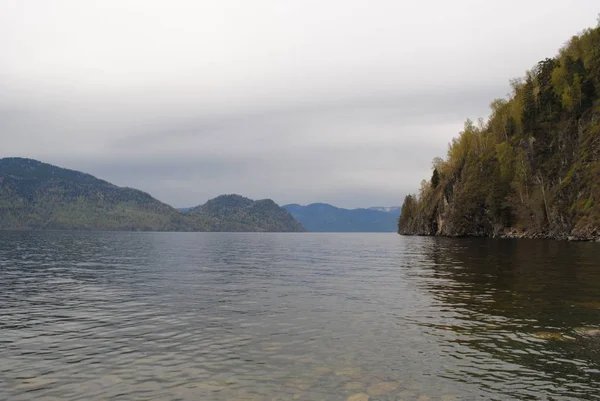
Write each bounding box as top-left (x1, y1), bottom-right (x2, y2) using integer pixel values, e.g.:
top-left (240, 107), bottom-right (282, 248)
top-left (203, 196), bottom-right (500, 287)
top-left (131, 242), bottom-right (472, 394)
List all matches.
top-left (1, 232), bottom-right (599, 400)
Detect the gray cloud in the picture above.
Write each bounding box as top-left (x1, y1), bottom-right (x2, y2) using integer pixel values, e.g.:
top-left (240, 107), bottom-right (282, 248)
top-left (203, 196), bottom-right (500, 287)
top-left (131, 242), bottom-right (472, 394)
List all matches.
top-left (1, 1), bottom-right (598, 208)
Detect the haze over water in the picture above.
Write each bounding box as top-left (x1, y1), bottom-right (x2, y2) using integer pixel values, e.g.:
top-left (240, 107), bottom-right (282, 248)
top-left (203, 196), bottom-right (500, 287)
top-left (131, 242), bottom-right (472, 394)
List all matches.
top-left (1, 232), bottom-right (600, 400)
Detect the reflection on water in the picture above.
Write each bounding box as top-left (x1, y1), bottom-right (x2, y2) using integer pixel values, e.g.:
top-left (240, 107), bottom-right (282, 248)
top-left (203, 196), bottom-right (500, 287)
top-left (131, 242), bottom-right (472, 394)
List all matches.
top-left (0, 232), bottom-right (599, 400)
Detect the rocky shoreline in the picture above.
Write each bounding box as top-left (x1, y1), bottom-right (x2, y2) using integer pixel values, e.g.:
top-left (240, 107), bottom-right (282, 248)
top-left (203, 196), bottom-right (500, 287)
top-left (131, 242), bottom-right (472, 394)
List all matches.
top-left (398, 205), bottom-right (600, 242)
top-left (400, 228), bottom-right (600, 242)
top-left (497, 228), bottom-right (600, 242)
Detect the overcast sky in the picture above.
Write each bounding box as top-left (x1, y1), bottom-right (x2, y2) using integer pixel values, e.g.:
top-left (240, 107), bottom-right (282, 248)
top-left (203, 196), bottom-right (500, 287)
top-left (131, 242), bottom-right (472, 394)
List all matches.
top-left (1, 1), bottom-right (597, 208)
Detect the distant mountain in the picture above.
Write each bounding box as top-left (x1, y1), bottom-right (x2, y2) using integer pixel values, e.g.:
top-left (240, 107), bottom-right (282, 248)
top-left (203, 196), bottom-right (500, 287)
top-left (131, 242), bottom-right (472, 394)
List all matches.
top-left (283, 203), bottom-right (400, 232)
top-left (0, 157), bottom-right (186, 231)
top-left (185, 194), bottom-right (305, 232)
top-left (0, 158), bottom-right (304, 232)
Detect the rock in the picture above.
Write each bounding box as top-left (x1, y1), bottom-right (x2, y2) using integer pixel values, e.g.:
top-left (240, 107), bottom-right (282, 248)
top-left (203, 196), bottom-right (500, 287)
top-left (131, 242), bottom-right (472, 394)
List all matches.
top-left (334, 367), bottom-right (362, 379)
top-left (347, 393), bottom-right (369, 401)
top-left (233, 392), bottom-right (265, 401)
top-left (14, 377), bottom-right (58, 390)
top-left (532, 331), bottom-right (574, 342)
top-left (417, 396), bottom-right (432, 401)
top-left (576, 301), bottom-right (600, 309)
top-left (398, 390), bottom-right (418, 398)
top-left (285, 378), bottom-right (313, 391)
top-left (366, 381), bottom-right (399, 396)
top-left (312, 367), bottom-right (333, 376)
top-left (441, 396), bottom-right (462, 401)
top-left (195, 380), bottom-right (230, 391)
top-left (344, 382), bottom-right (364, 391)
top-left (574, 327), bottom-right (600, 337)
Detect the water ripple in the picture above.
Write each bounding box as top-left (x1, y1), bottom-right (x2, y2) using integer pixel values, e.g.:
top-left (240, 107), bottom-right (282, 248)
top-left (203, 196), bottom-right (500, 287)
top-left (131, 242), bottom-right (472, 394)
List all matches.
top-left (1, 232), bottom-right (599, 400)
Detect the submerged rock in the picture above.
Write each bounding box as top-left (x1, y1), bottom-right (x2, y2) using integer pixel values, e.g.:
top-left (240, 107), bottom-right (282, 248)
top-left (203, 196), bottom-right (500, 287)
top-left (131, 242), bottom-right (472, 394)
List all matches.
top-left (366, 381), bottom-right (399, 396)
top-left (576, 301), bottom-right (600, 309)
top-left (285, 378), bottom-right (313, 391)
top-left (347, 393), bottom-right (369, 401)
top-left (441, 395), bottom-right (462, 401)
top-left (573, 327), bottom-right (600, 337)
top-left (398, 389), bottom-right (418, 399)
top-left (532, 331), bottom-right (574, 342)
top-left (14, 376), bottom-right (58, 390)
top-left (312, 367), bottom-right (333, 376)
top-left (344, 382), bottom-right (364, 391)
top-left (334, 367), bottom-right (362, 379)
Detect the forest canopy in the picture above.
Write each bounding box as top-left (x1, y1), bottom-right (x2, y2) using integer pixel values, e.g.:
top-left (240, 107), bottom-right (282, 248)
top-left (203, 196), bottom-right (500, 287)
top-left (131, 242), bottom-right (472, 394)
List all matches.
top-left (399, 23), bottom-right (600, 240)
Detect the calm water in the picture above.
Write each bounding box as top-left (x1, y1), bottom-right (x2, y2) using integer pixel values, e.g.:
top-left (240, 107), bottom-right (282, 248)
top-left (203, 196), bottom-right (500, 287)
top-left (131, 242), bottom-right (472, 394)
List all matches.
top-left (1, 232), bottom-right (600, 401)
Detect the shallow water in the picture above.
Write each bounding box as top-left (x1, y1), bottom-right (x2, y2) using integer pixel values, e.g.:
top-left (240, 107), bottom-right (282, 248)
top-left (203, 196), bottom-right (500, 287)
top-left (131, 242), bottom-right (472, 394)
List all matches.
top-left (1, 232), bottom-right (599, 400)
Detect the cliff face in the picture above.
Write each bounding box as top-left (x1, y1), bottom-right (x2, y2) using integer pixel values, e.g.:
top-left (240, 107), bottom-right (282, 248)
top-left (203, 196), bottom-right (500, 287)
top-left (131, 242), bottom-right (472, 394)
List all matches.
top-left (398, 25), bottom-right (600, 241)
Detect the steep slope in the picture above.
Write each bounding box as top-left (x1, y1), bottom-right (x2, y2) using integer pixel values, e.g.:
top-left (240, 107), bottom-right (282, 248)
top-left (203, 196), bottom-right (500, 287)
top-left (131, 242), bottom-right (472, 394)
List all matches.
top-left (187, 195), bottom-right (305, 232)
top-left (398, 25), bottom-right (600, 241)
top-left (0, 158), bottom-right (184, 230)
top-left (283, 203), bottom-right (400, 232)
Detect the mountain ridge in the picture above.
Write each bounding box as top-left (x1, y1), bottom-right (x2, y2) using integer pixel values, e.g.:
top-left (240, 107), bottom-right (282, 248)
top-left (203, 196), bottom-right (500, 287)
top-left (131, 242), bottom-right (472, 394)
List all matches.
top-left (0, 157), bottom-right (304, 232)
top-left (283, 202), bottom-right (400, 232)
top-left (186, 195), bottom-right (305, 232)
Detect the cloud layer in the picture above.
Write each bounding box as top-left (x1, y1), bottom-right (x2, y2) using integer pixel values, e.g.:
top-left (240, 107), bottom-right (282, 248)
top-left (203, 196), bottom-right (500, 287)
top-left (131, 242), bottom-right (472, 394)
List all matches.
top-left (1, 1), bottom-right (598, 207)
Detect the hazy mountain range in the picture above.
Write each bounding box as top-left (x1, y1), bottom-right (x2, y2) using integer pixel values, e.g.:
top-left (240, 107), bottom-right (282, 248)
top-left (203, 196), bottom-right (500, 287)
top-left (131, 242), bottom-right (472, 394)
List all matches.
top-left (0, 157), bottom-right (402, 233)
top-left (283, 203), bottom-right (400, 232)
top-left (0, 158), bottom-right (304, 232)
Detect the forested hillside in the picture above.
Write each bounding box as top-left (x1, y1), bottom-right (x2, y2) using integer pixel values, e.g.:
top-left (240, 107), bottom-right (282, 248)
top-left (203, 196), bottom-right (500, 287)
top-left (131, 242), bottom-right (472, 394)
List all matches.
top-left (0, 158), bottom-right (185, 230)
top-left (187, 195), bottom-right (305, 232)
top-left (399, 24), bottom-right (600, 241)
top-left (0, 158), bottom-right (304, 232)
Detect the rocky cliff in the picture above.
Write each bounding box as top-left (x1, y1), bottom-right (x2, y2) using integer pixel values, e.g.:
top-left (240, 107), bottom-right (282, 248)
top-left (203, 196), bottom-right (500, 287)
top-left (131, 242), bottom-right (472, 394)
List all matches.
top-left (398, 25), bottom-right (600, 241)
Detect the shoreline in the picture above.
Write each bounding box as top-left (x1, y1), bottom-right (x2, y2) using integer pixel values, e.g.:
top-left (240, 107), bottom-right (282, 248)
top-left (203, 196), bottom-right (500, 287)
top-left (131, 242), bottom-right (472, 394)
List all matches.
top-left (399, 230), bottom-right (600, 242)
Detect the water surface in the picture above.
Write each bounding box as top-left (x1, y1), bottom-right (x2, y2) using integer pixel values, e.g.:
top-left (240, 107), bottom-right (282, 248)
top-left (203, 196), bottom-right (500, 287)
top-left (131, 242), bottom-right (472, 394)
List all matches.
top-left (1, 232), bottom-right (599, 400)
